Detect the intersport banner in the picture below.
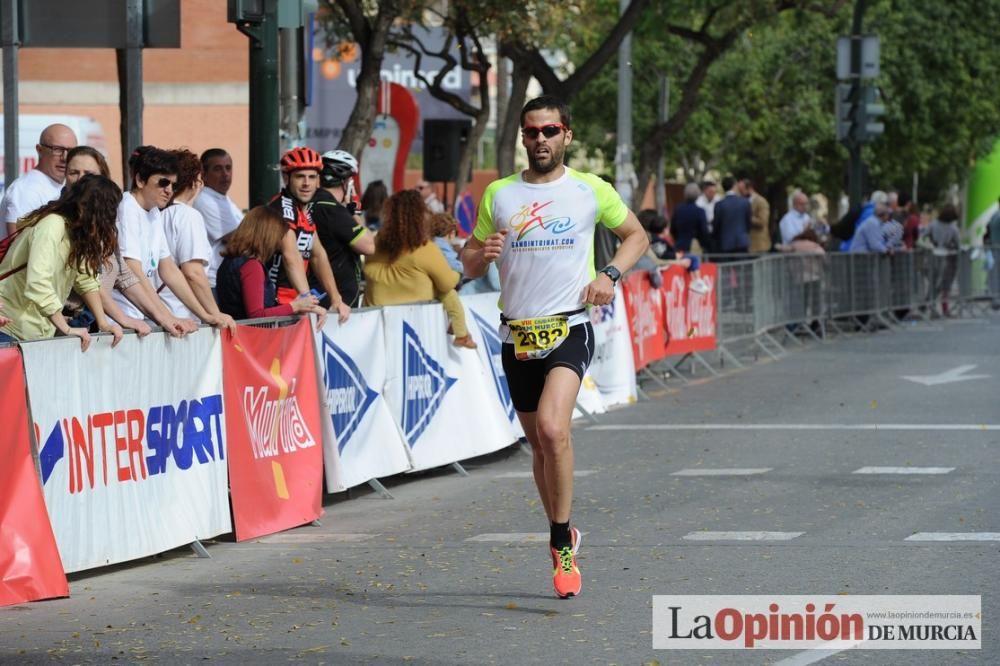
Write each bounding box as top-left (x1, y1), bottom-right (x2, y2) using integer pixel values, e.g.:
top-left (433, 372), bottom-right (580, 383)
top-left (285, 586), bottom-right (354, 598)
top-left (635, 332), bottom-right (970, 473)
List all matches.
top-left (382, 303), bottom-right (516, 471)
top-left (0, 349), bottom-right (68, 606)
top-left (587, 286), bottom-right (637, 407)
top-left (662, 263), bottom-right (718, 355)
top-left (21, 330), bottom-right (231, 573)
top-left (222, 319), bottom-right (324, 541)
top-left (316, 309), bottom-right (412, 490)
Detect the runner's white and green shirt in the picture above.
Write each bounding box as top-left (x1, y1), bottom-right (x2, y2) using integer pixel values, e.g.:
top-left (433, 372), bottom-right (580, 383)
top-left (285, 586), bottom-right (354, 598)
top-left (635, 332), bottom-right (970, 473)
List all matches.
top-left (474, 167), bottom-right (627, 320)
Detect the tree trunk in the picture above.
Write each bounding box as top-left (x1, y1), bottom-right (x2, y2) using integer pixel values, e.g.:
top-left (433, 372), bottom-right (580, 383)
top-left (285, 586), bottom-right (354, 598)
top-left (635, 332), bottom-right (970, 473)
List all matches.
top-left (496, 59), bottom-right (530, 177)
top-left (336, 6), bottom-right (395, 156)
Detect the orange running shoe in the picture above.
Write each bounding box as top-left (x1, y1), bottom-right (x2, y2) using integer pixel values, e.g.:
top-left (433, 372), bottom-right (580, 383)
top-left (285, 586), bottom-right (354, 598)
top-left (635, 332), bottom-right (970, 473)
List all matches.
top-left (550, 527), bottom-right (582, 598)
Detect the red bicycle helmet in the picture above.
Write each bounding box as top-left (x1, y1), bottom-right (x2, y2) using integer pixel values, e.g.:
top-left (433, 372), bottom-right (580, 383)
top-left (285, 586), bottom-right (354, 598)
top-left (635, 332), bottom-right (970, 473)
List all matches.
top-left (280, 146), bottom-right (323, 173)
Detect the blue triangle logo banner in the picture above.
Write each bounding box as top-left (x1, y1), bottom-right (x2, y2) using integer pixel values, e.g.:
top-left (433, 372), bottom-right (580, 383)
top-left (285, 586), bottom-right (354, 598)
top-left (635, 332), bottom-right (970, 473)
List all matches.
top-left (402, 321), bottom-right (456, 447)
top-left (470, 310), bottom-right (515, 422)
top-left (322, 334), bottom-right (379, 453)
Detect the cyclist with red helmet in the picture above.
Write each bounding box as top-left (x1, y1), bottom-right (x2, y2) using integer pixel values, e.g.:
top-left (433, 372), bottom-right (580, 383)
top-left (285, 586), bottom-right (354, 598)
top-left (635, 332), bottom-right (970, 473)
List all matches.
top-left (268, 146), bottom-right (350, 323)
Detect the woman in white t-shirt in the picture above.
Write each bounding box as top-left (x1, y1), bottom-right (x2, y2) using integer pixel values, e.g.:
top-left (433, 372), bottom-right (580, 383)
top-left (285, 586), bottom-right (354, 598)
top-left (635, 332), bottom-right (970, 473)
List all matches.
top-left (158, 149), bottom-right (235, 325)
top-left (113, 146), bottom-right (235, 334)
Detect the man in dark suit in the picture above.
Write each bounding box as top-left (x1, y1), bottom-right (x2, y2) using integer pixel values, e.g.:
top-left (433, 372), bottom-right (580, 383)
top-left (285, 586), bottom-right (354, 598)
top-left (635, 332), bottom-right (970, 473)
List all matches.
top-left (710, 175), bottom-right (752, 256)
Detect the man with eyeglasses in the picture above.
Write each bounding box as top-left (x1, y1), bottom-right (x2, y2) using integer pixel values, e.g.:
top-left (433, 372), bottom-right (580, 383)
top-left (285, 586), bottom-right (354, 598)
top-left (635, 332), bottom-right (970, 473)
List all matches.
top-left (461, 95), bottom-right (648, 599)
top-left (1, 123), bottom-right (77, 238)
top-left (415, 180), bottom-right (445, 213)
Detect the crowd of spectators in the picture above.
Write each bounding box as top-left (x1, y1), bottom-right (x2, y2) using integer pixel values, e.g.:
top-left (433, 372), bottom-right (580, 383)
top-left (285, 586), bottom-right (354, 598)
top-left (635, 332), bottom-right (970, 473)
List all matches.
top-left (0, 124), bottom-right (483, 351)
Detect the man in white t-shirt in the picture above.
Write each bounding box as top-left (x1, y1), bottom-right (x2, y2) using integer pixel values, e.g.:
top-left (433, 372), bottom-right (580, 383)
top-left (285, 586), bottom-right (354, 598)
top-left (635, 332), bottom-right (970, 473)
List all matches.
top-left (461, 95), bottom-right (648, 599)
top-left (1, 124), bottom-right (77, 238)
top-left (192, 148), bottom-right (244, 287)
top-left (779, 190), bottom-right (812, 245)
top-left (695, 179), bottom-right (719, 231)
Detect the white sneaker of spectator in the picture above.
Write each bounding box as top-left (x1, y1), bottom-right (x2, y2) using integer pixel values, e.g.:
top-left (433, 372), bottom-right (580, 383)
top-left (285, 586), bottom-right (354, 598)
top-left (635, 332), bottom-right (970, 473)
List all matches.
top-left (689, 277), bottom-right (711, 294)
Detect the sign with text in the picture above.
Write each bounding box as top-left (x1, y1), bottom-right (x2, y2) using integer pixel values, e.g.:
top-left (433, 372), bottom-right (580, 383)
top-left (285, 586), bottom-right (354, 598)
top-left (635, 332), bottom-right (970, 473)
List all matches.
top-left (223, 319), bottom-right (325, 541)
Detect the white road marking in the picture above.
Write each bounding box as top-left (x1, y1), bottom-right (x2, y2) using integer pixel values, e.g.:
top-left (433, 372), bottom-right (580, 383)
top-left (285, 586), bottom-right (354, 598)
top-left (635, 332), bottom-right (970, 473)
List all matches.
top-left (772, 643), bottom-right (866, 666)
top-left (905, 532), bottom-right (1000, 542)
top-left (494, 470), bottom-right (597, 479)
top-left (671, 468), bottom-right (773, 476)
top-left (682, 531), bottom-right (803, 541)
top-left (852, 466), bottom-right (955, 474)
top-left (588, 423), bottom-right (1000, 431)
top-left (466, 533), bottom-right (550, 543)
top-left (258, 533), bottom-right (379, 543)
top-left (902, 364), bottom-right (991, 386)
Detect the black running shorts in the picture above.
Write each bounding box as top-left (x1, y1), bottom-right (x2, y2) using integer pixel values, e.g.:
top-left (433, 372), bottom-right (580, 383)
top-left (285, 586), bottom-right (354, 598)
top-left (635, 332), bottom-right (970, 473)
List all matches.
top-left (501, 322), bottom-right (595, 413)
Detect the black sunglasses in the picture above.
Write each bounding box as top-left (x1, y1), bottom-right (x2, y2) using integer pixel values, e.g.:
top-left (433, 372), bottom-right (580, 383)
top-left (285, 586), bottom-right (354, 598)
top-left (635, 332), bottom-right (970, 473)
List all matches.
top-left (155, 177), bottom-right (177, 189)
top-left (521, 124), bottom-right (568, 140)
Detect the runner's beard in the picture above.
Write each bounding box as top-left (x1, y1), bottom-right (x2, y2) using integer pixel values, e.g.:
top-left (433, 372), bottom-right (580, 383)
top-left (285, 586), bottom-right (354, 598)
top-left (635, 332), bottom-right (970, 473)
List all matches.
top-left (528, 145), bottom-right (564, 174)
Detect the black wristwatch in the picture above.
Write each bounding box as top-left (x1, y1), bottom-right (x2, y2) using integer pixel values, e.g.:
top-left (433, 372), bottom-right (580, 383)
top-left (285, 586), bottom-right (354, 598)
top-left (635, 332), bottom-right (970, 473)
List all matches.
top-left (599, 265), bottom-right (622, 285)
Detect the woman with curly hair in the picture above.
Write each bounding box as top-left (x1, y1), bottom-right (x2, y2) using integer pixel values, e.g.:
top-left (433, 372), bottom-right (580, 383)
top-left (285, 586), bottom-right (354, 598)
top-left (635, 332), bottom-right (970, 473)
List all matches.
top-left (0, 174), bottom-right (124, 349)
top-left (364, 189), bottom-right (476, 348)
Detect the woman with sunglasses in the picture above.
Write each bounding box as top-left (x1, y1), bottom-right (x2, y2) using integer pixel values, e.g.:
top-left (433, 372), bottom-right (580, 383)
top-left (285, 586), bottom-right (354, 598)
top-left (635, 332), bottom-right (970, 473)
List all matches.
top-left (0, 175), bottom-right (124, 350)
top-left (112, 146), bottom-right (234, 335)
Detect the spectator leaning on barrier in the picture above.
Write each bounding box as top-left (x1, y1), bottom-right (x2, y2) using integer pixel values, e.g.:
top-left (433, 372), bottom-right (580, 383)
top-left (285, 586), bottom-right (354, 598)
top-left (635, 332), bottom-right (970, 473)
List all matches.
top-left (636, 208), bottom-right (710, 293)
top-left (364, 189), bottom-right (477, 349)
top-left (0, 175), bottom-right (124, 349)
top-left (311, 150), bottom-right (374, 308)
top-left (1, 123), bottom-right (78, 239)
top-left (711, 175), bottom-right (752, 255)
top-left (268, 147), bottom-right (350, 324)
top-left (60, 147), bottom-right (152, 337)
top-left (461, 94), bottom-right (648, 599)
top-left (671, 182), bottom-right (712, 253)
top-left (216, 205), bottom-right (326, 321)
top-left (192, 148), bottom-right (243, 289)
top-left (158, 149), bottom-right (235, 331)
top-left (849, 202), bottom-right (894, 255)
top-left (360, 179), bottom-right (388, 232)
top-left (114, 146), bottom-right (229, 336)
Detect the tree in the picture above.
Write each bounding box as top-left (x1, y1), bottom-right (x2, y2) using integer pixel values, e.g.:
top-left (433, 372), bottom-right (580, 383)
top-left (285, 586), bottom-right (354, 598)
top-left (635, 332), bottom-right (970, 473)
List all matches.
top-left (316, 0), bottom-right (425, 158)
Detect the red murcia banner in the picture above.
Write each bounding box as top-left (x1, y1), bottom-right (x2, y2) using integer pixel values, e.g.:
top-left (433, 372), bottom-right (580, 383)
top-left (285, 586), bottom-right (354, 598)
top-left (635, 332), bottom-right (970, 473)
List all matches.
top-left (0, 348), bottom-right (68, 606)
top-left (621, 263), bottom-right (718, 371)
top-left (222, 319), bottom-right (324, 541)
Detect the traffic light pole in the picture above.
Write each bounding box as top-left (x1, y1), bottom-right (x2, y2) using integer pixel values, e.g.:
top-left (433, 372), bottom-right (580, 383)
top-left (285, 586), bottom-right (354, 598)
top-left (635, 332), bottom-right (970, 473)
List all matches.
top-left (235, 1), bottom-right (281, 207)
top-left (847, 0), bottom-right (867, 213)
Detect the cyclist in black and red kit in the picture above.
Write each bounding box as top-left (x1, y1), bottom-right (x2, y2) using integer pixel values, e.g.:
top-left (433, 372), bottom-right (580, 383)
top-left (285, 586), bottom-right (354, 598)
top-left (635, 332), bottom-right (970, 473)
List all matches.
top-left (267, 147), bottom-right (351, 323)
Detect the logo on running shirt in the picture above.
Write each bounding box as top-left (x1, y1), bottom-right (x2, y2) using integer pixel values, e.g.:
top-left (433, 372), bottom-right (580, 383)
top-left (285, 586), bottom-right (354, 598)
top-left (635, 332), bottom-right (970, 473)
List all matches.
top-left (471, 310), bottom-right (515, 423)
top-left (508, 200), bottom-right (576, 245)
top-left (321, 334), bottom-right (378, 452)
top-left (402, 321), bottom-right (456, 447)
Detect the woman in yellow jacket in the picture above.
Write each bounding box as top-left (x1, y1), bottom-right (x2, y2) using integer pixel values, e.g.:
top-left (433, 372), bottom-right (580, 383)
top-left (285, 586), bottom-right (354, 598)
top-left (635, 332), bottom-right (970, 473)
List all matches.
top-left (364, 189), bottom-right (476, 348)
top-left (0, 174), bottom-right (124, 350)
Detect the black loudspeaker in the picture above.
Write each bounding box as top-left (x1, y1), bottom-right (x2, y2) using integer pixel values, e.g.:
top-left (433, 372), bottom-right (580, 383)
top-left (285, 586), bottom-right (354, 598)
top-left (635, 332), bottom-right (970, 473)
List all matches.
top-left (423, 119), bottom-right (471, 182)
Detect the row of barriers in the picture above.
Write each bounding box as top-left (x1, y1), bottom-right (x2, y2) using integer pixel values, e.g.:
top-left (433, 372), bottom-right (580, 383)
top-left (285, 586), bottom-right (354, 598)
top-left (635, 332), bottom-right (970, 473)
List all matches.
top-left (2, 249), bottom-right (994, 606)
top-left (705, 247), bottom-right (998, 362)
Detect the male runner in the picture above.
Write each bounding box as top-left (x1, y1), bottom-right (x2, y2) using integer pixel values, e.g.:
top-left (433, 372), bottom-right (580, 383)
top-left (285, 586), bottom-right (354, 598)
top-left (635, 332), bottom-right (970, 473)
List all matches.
top-left (461, 95), bottom-right (647, 598)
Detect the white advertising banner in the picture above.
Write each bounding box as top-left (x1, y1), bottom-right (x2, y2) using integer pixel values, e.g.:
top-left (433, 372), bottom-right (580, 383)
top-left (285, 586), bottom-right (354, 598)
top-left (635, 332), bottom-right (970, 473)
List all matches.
top-left (587, 285), bottom-right (638, 408)
top-left (316, 309), bottom-right (412, 490)
top-left (382, 303), bottom-right (516, 472)
top-left (21, 329), bottom-right (231, 573)
top-left (460, 293), bottom-right (523, 438)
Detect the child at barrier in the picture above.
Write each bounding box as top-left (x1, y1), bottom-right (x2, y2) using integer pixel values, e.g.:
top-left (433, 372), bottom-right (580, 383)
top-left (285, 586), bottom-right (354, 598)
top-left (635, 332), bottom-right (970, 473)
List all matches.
top-left (364, 190), bottom-right (477, 349)
top-left (638, 208), bottom-right (711, 293)
top-left (216, 206), bottom-right (327, 323)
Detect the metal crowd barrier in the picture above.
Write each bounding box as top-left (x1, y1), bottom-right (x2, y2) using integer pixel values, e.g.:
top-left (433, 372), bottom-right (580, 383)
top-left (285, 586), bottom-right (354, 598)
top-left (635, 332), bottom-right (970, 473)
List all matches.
top-left (709, 246), bottom-right (999, 359)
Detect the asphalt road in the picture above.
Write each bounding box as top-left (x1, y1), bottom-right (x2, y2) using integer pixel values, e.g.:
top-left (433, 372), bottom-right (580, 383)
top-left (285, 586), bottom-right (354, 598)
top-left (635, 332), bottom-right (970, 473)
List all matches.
top-left (2, 314), bottom-right (997, 665)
